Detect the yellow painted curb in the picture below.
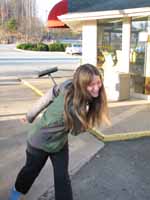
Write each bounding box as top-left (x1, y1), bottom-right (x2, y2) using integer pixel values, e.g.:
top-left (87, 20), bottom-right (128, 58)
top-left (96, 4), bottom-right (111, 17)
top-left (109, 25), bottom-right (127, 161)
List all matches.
top-left (20, 79), bottom-right (44, 96)
top-left (88, 128), bottom-right (105, 141)
top-left (90, 128), bottom-right (150, 142)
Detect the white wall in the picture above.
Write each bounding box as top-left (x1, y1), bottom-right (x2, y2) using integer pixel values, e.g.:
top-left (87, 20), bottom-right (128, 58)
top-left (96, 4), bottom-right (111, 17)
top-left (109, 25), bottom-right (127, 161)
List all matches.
top-left (82, 21), bottom-right (97, 66)
top-left (121, 17), bottom-right (131, 73)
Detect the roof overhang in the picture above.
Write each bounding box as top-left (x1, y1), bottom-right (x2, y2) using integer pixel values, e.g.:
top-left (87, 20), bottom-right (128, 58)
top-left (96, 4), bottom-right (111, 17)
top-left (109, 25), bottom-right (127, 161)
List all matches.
top-left (47, 0), bottom-right (68, 28)
top-left (58, 7), bottom-right (150, 30)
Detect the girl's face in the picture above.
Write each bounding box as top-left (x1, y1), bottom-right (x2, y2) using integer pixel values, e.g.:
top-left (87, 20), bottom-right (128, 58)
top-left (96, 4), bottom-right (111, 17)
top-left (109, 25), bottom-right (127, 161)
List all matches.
top-left (86, 75), bottom-right (102, 98)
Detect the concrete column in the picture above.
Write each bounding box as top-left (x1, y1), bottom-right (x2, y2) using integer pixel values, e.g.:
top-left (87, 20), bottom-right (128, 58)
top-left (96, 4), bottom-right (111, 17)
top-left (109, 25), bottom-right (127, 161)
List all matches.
top-left (121, 17), bottom-right (131, 73)
top-left (82, 20), bottom-right (97, 66)
top-left (144, 16), bottom-right (150, 95)
top-left (145, 17), bottom-right (150, 76)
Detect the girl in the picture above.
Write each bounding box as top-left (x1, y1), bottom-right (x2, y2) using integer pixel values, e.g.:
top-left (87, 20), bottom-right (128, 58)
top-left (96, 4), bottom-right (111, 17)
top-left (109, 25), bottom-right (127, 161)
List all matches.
top-left (9, 63), bottom-right (110, 200)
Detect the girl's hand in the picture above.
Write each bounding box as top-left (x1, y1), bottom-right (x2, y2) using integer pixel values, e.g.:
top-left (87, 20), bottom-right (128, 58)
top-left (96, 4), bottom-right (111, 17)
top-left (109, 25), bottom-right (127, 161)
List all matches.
top-left (20, 116), bottom-right (28, 123)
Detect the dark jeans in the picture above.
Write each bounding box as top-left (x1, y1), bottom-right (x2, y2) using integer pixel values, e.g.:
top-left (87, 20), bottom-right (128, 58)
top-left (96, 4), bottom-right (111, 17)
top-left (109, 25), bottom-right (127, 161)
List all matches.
top-left (15, 143), bottom-right (73, 200)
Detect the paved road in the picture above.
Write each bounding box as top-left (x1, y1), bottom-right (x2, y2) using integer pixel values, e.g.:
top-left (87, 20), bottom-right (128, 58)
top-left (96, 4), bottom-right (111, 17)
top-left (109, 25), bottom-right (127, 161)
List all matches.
top-left (0, 44), bottom-right (81, 77)
top-left (0, 44), bottom-right (17, 52)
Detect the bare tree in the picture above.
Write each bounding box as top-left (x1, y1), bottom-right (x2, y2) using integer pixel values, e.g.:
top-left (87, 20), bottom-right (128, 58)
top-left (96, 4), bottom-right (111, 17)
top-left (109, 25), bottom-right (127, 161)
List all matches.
top-left (0, 0), bottom-right (46, 43)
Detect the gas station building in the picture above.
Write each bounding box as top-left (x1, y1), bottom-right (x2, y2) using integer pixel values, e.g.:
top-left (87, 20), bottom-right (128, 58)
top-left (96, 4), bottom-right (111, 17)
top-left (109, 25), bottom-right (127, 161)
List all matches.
top-left (48, 1), bottom-right (150, 100)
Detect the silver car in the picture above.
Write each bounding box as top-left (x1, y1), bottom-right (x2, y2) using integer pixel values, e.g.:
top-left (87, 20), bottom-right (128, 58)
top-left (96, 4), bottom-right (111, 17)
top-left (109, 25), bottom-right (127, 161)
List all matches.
top-left (65, 43), bottom-right (82, 55)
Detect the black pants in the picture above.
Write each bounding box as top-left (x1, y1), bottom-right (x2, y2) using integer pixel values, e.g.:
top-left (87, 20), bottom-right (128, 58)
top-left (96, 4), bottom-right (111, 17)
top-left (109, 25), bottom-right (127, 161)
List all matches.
top-left (15, 143), bottom-right (73, 200)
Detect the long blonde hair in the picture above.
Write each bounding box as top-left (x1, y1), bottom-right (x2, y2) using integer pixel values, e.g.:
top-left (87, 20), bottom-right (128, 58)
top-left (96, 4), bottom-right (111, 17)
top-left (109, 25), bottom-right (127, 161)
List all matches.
top-left (64, 63), bottom-right (110, 131)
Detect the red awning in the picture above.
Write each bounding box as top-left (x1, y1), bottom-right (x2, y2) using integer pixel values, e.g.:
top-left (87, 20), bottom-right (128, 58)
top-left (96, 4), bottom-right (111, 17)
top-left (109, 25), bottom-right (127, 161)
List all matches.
top-left (47, 0), bottom-right (68, 28)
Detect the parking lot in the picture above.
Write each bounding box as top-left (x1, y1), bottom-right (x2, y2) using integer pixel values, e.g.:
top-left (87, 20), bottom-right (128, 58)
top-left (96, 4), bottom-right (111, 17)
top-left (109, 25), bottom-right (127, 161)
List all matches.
top-left (1, 70), bottom-right (150, 200)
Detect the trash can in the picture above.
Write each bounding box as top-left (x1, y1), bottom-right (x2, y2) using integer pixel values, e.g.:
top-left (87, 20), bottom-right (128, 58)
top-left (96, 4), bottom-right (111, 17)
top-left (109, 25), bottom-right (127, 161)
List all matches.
top-left (118, 73), bottom-right (130, 100)
top-left (104, 71), bottom-right (130, 101)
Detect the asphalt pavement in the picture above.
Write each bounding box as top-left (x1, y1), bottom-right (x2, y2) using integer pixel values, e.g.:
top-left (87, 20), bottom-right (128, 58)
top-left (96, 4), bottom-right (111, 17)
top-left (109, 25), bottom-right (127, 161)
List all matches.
top-left (39, 137), bottom-right (150, 200)
top-left (1, 76), bottom-right (150, 200)
top-left (70, 137), bottom-right (150, 200)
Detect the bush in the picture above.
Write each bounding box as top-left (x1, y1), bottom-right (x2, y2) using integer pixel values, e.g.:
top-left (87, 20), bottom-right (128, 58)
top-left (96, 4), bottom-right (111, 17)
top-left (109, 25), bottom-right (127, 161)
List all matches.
top-left (36, 43), bottom-right (49, 51)
top-left (48, 42), bottom-right (66, 52)
top-left (17, 42), bottom-right (65, 52)
top-left (16, 43), bottom-right (36, 50)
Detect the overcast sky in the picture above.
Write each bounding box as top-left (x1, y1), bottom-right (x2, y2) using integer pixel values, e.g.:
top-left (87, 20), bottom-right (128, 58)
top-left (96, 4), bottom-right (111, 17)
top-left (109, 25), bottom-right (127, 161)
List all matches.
top-left (36, 0), bottom-right (62, 23)
top-left (36, 0), bottom-right (51, 23)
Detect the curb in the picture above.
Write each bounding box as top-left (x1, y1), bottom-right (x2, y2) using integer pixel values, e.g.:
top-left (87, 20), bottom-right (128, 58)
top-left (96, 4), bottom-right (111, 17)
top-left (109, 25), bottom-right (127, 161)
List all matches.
top-left (14, 47), bottom-right (81, 59)
top-left (90, 128), bottom-right (150, 142)
top-left (109, 99), bottom-right (150, 108)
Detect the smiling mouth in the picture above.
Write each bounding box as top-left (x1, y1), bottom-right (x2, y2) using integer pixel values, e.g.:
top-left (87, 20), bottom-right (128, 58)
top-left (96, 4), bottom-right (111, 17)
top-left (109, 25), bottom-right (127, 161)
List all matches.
top-left (92, 93), bottom-right (99, 96)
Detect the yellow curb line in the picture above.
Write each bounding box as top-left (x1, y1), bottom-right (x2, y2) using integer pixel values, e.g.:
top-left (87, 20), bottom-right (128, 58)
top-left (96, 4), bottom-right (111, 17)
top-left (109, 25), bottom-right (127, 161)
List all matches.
top-left (20, 79), bottom-right (150, 142)
top-left (109, 100), bottom-right (150, 108)
top-left (90, 128), bottom-right (150, 142)
top-left (20, 79), bottom-right (44, 96)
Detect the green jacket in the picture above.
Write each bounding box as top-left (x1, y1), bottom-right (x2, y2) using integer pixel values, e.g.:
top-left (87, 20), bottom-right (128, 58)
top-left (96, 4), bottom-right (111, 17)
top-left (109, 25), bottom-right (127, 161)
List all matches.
top-left (27, 80), bottom-right (82, 153)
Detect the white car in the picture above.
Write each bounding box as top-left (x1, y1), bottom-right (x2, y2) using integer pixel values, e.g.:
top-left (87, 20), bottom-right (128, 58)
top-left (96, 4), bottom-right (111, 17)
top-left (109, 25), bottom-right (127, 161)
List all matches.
top-left (65, 43), bottom-right (82, 55)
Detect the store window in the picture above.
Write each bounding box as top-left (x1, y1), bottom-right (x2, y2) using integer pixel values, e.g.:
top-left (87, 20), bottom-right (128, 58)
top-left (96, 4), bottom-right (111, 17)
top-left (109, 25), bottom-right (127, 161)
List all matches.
top-left (97, 19), bottom-right (122, 71)
top-left (130, 17), bottom-right (148, 94)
